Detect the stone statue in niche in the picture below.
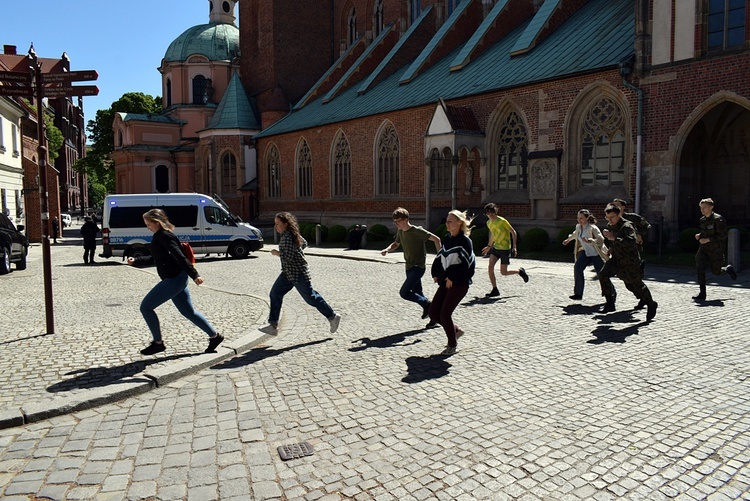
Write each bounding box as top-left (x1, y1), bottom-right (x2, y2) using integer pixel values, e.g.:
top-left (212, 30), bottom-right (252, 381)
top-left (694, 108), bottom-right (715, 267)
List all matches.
top-left (464, 162), bottom-right (473, 194)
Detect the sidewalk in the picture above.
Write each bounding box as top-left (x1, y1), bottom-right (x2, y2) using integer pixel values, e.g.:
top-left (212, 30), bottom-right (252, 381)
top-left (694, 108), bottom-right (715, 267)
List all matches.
top-left (0, 239), bottom-right (746, 430)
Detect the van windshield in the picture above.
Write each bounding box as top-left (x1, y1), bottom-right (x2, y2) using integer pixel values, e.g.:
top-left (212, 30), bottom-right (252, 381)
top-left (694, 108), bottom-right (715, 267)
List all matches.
top-left (204, 206), bottom-right (236, 226)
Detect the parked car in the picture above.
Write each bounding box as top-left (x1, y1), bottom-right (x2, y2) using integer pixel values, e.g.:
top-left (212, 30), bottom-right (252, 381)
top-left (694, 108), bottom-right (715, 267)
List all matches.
top-left (61, 214), bottom-right (72, 228)
top-left (0, 212), bottom-right (28, 274)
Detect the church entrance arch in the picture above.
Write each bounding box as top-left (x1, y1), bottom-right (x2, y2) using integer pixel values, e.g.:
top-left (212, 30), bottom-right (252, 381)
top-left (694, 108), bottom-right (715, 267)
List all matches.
top-left (677, 99), bottom-right (750, 230)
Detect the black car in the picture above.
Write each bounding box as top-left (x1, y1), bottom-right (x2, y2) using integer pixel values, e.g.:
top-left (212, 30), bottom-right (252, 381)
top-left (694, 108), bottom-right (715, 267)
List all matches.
top-left (0, 212), bottom-right (28, 274)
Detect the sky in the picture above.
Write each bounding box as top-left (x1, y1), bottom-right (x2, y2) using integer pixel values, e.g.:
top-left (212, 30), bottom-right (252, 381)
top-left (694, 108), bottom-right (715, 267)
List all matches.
top-left (3, 0), bottom-right (236, 125)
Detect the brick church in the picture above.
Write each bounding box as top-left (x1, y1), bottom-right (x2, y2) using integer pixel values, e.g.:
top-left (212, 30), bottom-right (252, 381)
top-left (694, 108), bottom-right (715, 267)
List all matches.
top-left (112, 0), bottom-right (750, 241)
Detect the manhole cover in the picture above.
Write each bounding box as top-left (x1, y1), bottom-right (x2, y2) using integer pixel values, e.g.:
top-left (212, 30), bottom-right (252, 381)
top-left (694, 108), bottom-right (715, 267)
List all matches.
top-left (277, 442), bottom-right (314, 461)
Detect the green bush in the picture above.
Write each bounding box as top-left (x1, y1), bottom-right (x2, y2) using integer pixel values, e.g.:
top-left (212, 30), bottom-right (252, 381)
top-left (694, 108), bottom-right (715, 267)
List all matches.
top-left (369, 223), bottom-right (391, 241)
top-left (328, 225), bottom-right (347, 243)
top-left (558, 225), bottom-right (576, 249)
top-left (469, 227), bottom-right (489, 255)
top-left (319, 225), bottom-right (329, 242)
top-left (678, 228), bottom-right (700, 252)
top-left (433, 223), bottom-right (447, 238)
top-left (522, 227), bottom-right (550, 252)
top-left (301, 224), bottom-right (316, 243)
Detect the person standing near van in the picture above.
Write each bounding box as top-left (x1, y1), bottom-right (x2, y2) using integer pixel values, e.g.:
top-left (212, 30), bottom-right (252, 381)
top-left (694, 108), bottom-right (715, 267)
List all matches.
top-left (127, 208), bottom-right (223, 355)
top-left (80, 216), bottom-right (100, 264)
top-left (269, 212), bottom-right (341, 333)
top-left (51, 217), bottom-right (59, 244)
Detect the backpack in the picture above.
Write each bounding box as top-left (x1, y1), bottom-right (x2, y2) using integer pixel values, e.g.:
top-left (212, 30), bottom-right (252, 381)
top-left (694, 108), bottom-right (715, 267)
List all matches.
top-left (180, 241), bottom-right (196, 265)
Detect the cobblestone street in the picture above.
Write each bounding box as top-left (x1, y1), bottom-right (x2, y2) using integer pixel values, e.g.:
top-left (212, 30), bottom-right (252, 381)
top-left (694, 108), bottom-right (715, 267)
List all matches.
top-left (0, 237), bottom-right (749, 500)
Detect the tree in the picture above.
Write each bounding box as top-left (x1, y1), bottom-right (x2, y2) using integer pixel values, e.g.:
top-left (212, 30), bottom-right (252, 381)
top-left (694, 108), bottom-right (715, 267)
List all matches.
top-left (44, 113), bottom-right (63, 162)
top-left (73, 92), bottom-right (161, 206)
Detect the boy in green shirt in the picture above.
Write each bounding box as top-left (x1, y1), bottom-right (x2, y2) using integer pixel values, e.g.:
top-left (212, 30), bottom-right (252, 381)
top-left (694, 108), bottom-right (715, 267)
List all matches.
top-left (381, 207), bottom-right (442, 321)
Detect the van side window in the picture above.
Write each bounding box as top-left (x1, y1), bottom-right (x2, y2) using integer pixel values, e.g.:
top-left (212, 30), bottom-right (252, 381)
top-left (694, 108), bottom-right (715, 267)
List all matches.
top-left (163, 206), bottom-right (199, 227)
top-left (204, 206), bottom-right (235, 226)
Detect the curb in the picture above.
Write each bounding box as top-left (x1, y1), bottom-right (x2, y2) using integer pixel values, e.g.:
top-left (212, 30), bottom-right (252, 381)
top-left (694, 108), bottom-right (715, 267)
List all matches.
top-left (0, 329), bottom-right (275, 430)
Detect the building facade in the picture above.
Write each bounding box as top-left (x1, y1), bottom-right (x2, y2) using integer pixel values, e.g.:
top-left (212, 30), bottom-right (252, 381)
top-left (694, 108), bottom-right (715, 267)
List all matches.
top-left (246, 0), bottom-right (749, 242)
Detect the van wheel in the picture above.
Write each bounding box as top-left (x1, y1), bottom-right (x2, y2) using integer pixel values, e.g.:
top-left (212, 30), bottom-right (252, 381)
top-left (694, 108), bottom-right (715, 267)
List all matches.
top-left (15, 248), bottom-right (27, 270)
top-left (130, 246), bottom-right (151, 259)
top-left (0, 246), bottom-right (10, 275)
top-left (229, 241), bottom-right (250, 259)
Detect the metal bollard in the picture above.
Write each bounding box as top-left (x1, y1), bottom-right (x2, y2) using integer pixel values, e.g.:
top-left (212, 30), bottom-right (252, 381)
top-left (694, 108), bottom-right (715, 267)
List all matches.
top-left (274, 229), bottom-right (279, 244)
top-left (728, 228), bottom-right (741, 270)
top-left (360, 225), bottom-right (367, 248)
top-left (316, 224), bottom-right (322, 247)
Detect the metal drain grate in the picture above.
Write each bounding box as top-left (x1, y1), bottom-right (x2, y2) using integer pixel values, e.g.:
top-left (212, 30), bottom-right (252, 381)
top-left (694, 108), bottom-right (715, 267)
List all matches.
top-left (277, 442), bottom-right (314, 461)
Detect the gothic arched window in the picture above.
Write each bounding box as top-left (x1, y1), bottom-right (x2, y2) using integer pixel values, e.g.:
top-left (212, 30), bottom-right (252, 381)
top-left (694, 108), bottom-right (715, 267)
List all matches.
top-left (221, 152), bottom-right (237, 193)
top-left (266, 145), bottom-right (281, 198)
top-left (348, 8), bottom-right (357, 46)
top-left (580, 97), bottom-right (625, 187)
top-left (495, 111), bottom-right (528, 191)
top-left (332, 132), bottom-right (352, 197)
top-left (376, 123), bottom-right (400, 196)
top-left (296, 139), bottom-right (313, 198)
top-left (429, 148), bottom-right (452, 195)
top-left (409, 0), bottom-right (422, 24)
top-left (374, 0), bottom-right (384, 36)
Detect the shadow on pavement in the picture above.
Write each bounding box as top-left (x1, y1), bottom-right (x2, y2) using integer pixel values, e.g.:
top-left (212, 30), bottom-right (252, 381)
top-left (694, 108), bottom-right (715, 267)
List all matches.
top-left (1, 332), bottom-right (54, 346)
top-left (560, 304), bottom-right (603, 315)
top-left (587, 321), bottom-right (648, 344)
top-left (402, 355), bottom-right (451, 383)
top-left (211, 338), bottom-right (332, 370)
top-left (461, 295), bottom-right (517, 307)
top-left (47, 354), bottom-right (199, 392)
top-left (693, 299), bottom-right (726, 307)
top-left (349, 329), bottom-right (423, 352)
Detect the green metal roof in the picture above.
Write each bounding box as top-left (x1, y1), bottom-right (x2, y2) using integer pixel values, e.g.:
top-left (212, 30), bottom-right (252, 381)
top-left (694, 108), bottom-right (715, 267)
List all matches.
top-left (117, 112), bottom-right (185, 124)
top-left (511, 0), bottom-right (563, 55)
top-left (257, 0), bottom-right (634, 139)
top-left (164, 22), bottom-right (240, 62)
top-left (203, 72), bottom-right (260, 130)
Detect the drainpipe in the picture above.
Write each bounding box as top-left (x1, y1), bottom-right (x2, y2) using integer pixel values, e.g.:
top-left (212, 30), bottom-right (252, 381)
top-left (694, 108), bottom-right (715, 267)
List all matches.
top-left (620, 57), bottom-right (644, 213)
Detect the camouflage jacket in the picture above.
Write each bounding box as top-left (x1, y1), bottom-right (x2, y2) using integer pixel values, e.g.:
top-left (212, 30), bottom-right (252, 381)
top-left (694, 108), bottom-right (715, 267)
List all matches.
top-left (605, 218), bottom-right (640, 265)
top-left (698, 212), bottom-right (728, 253)
top-left (622, 212), bottom-right (651, 238)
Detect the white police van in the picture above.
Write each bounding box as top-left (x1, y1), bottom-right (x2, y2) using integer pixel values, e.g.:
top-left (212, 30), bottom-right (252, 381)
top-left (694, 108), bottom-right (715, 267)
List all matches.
top-left (101, 193), bottom-right (263, 259)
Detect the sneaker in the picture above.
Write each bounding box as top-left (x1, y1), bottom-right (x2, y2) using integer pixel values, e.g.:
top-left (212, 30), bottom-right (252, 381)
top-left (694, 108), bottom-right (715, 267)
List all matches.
top-left (600, 301), bottom-right (616, 313)
top-left (724, 264), bottom-right (738, 281)
top-left (569, 294), bottom-right (582, 300)
top-left (140, 342), bottom-right (166, 356)
top-left (205, 333), bottom-right (224, 353)
top-left (646, 301), bottom-right (658, 321)
top-left (634, 299), bottom-right (648, 310)
top-left (485, 288), bottom-right (500, 297)
top-left (425, 320), bottom-right (439, 329)
top-left (455, 328), bottom-right (464, 340)
top-left (441, 345), bottom-right (457, 355)
top-left (519, 268), bottom-right (529, 283)
top-left (329, 314), bottom-right (341, 333)
top-left (421, 302), bottom-right (431, 319)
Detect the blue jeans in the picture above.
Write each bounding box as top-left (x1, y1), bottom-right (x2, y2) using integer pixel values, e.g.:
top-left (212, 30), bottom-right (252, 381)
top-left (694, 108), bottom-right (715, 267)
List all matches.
top-left (400, 266), bottom-right (430, 310)
top-left (574, 251), bottom-right (606, 297)
top-left (269, 273), bottom-right (335, 324)
top-left (140, 271), bottom-right (216, 342)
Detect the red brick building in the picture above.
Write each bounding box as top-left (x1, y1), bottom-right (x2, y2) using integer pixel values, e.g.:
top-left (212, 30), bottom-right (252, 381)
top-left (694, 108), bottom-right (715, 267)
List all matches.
top-left (244, 0), bottom-right (749, 242)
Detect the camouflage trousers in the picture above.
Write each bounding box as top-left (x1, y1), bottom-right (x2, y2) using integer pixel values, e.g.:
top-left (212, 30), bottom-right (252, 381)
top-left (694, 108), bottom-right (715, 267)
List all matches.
top-left (599, 257), bottom-right (653, 304)
top-left (696, 248), bottom-right (725, 286)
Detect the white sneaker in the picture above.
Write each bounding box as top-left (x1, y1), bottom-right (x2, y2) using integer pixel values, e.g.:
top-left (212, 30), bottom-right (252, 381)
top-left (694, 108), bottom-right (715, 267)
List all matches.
top-left (329, 314), bottom-right (341, 333)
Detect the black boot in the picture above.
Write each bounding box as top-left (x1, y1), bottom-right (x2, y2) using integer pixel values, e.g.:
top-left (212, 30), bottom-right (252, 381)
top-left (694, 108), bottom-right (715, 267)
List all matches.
top-left (600, 296), bottom-right (616, 313)
top-left (634, 298), bottom-right (647, 310)
top-left (693, 286), bottom-right (706, 301)
top-left (723, 264), bottom-right (738, 281)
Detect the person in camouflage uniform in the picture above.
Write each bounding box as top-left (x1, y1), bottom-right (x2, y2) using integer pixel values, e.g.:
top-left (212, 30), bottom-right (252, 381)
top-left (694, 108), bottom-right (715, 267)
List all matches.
top-left (598, 204), bottom-right (657, 321)
top-left (693, 198), bottom-right (737, 300)
top-left (612, 198), bottom-right (650, 273)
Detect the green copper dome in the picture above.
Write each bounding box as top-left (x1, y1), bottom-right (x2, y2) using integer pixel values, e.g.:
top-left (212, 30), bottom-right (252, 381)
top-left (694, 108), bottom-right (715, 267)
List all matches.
top-left (164, 22), bottom-right (240, 62)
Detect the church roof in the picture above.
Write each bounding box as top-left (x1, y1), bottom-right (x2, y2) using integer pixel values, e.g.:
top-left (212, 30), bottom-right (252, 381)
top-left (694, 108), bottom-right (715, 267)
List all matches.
top-left (257, 0), bottom-right (633, 138)
top-left (203, 72), bottom-right (260, 131)
top-left (164, 22), bottom-right (240, 62)
top-left (117, 112), bottom-right (185, 124)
